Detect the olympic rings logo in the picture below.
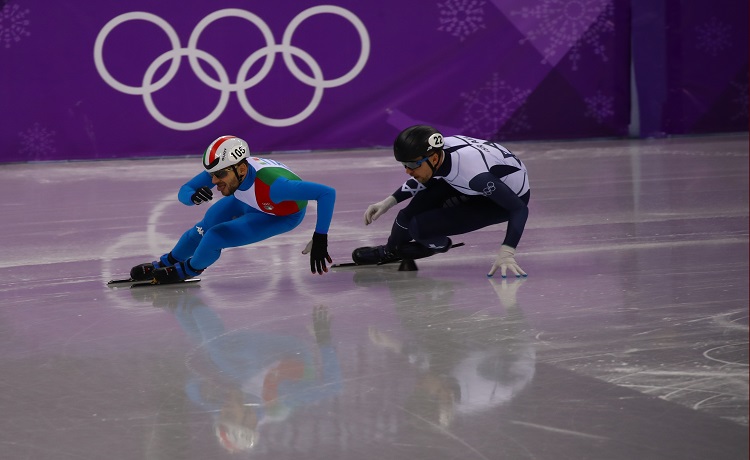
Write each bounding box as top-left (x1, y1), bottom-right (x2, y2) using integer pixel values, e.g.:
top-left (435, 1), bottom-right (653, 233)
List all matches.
top-left (93, 6), bottom-right (370, 130)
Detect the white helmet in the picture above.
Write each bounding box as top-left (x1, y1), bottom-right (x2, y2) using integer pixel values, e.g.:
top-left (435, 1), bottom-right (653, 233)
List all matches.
top-left (214, 421), bottom-right (258, 453)
top-left (202, 135), bottom-right (250, 173)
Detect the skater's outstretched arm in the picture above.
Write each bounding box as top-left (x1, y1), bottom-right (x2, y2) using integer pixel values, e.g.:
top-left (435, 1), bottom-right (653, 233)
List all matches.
top-left (364, 178), bottom-right (427, 225)
top-left (467, 173), bottom-right (529, 278)
top-left (271, 178), bottom-right (337, 275)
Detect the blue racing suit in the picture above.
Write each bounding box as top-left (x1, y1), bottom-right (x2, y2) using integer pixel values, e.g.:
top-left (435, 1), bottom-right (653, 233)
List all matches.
top-left (168, 157), bottom-right (335, 270)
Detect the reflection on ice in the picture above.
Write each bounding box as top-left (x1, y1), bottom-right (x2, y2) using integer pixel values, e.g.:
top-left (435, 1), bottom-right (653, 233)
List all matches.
top-left (356, 270), bottom-right (535, 429)
top-left (132, 287), bottom-right (342, 454)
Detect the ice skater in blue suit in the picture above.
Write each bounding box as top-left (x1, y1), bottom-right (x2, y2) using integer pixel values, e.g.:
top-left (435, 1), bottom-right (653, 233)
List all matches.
top-left (129, 135), bottom-right (336, 284)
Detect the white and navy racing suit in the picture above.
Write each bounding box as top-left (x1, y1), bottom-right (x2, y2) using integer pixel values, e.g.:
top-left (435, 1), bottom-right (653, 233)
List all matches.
top-left (386, 135), bottom-right (530, 252)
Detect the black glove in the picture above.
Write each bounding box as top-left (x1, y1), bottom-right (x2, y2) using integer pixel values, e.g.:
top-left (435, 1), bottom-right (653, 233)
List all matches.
top-left (308, 232), bottom-right (332, 275)
top-left (190, 186), bottom-right (213, 205)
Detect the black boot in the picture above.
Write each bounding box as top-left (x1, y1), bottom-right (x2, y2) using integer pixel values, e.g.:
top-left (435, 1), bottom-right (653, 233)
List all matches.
top-left (396, 242), bottom-right (436, 260)
top-left (153, 260), bottom-right (203, 284)
top-left (352, 245), bottom-right (401, 265)
top-left (130, 263), bottom-right (157, 281)
top-left (130, 252), bottom-right (180, 281)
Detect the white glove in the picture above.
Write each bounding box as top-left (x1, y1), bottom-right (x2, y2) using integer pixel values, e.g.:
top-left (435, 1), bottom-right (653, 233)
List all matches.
top-left (488, 277), bottom-right (525, 308)
top-left (487, 245), bottom-right (527, 278)
top-left (364, 195), bottom-right (397, 225)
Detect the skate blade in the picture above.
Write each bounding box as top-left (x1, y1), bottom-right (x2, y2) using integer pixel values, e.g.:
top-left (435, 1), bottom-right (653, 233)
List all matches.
top-left (130, 278), bottom-right (201, 289)
top-left (107, 278), bottom-right (201, 288)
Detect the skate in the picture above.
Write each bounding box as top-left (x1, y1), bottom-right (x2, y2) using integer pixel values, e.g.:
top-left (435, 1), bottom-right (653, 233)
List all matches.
top-left (352, 239), bottom-right (452, 265)
top-left (338, 240), bottom-right (462, 269)
top-left (130, 263), bottom-right (157, 281)
top-left (153, 260), bottom-right (203, 285)
top-left (351, 245), bottom-right (401, 265)
top-left (129, 252), bottom-right (180, 281)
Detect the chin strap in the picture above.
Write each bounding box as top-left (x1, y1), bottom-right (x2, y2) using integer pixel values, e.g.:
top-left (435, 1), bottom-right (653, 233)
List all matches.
top-left (425, 150), bottom-right (443, 174)
top-left (231, 164), bottom-right (246, 183)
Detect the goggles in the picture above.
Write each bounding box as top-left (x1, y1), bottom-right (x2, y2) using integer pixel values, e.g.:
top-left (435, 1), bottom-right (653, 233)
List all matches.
top-left (210, 168), bottom-right (231, 179)
top-left (401, 153), bottom-right (434, 170)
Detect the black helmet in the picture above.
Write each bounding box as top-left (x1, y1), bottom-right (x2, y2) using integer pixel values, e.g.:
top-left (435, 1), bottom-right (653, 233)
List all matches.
top-left (393, 125), bottom-right (445, 162)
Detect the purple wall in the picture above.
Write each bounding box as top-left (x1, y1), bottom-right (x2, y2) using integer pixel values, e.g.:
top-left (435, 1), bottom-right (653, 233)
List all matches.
top-left (632, 0), bottom-right (749, 137)
top-left (0, 0), bottom-right (746, 162)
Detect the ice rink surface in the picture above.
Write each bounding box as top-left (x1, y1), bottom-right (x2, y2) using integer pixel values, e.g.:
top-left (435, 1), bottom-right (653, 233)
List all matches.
top-left (0, 134), bottom-right (747, 459)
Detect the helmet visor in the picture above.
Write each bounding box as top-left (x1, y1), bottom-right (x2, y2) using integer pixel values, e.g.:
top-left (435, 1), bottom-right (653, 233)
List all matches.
top-left (210, 167), bottom-right (232, 179)
top-left (401, 153), bottom-right (434, 169)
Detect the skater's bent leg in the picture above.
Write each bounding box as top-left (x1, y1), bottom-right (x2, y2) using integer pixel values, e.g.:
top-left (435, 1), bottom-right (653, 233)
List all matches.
top-left (385, 180), bottom-right (461, 251)
top-left (169, 226), bottom-right (204, 262)
top-left (385, 210), bottom-right (413, 250)
top-left (409, 199), bottom-right (509, 249)
top-left (411, 221), bottom-right (452, 251)
top-left (190, 210), bottom-right (305, 270)
top-left (168, 196), bottom-right (246, 262)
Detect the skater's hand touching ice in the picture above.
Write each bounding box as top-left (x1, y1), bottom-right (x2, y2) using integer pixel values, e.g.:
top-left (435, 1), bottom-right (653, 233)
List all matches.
top-left (488, 245), bottom-right (527, 278)
top-left (303, 232), bottom-right (332, 275)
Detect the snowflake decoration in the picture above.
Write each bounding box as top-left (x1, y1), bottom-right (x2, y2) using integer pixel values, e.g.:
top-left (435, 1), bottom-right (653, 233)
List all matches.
top-left (511, 0), bottom-right (613, 70)
top-left (584, 91), bottom-right (613, 124)
top-left (437, 0), bottom-right (486, 41)
top-left (0, 1), bottom-right (31, 49)
top-left (461, 73), bottom-right (531, 138)
top-left (731, 77), bottom-right (748, 121)
top-left (19, 123), bottom-right (56, 160)
top-left (695, 17), bottom-right (731, 57)
top-left (495, 106), bottom-right (531, 140)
